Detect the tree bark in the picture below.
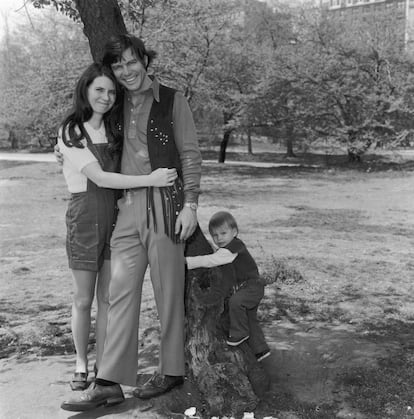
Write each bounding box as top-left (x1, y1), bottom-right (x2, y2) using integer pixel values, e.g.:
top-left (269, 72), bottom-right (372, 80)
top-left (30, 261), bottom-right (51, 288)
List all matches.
top-left (219, 111), bottom-right (235, 163)
top-left (247, 126), bottom-right (253, 155)
top-left (218, 129), bottom-right (232, 163)
top-left (347, 130), bottom-right (362, 162)
top-left (285, 122), bottom-right (296, 158)
top-left (73, 0), bottom-right (127, 62)
top-left (8, 129), bottom-right (18, 150)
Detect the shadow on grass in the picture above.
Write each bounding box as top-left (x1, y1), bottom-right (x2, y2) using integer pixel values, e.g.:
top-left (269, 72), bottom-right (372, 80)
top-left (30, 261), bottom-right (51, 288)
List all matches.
top-left (0, 301), bottom-right (75, 358)
top-left (256, 259), bottom-right (414, 418)
top-left (335, 320), bottom-right (414, 419)
top-left (202, 150), bottom-right (414, 173)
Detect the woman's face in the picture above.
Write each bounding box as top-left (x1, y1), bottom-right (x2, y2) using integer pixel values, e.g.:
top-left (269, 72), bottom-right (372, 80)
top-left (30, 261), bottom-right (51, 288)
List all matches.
top-left (87, 75), bottom-right (116, 116)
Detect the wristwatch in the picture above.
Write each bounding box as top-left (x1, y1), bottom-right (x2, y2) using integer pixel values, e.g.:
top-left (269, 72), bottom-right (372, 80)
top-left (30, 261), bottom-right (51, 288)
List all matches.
top-left (184, 202), bottom-right (198, 211)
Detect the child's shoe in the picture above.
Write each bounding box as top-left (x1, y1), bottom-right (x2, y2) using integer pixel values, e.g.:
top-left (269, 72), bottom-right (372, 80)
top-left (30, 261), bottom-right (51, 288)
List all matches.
top-left (255, 350), bottom-right (270, 362)
top-left (226, 335), bottom-right (249, 346)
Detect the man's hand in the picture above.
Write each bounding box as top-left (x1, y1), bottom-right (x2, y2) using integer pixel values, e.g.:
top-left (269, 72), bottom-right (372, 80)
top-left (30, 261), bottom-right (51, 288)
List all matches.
top-left (54, 144), bottom-right (64, 166)
top-left (175, 206), bottom-right (197, 241)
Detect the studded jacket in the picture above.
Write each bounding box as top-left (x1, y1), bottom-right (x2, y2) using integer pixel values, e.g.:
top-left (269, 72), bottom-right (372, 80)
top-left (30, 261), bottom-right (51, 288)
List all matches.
top-left (122, 78), bottom-right (202, 242)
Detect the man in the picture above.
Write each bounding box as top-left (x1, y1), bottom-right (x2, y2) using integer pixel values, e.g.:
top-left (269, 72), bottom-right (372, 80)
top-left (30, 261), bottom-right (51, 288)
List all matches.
top-left (61, 34), bottom-right (202, 412)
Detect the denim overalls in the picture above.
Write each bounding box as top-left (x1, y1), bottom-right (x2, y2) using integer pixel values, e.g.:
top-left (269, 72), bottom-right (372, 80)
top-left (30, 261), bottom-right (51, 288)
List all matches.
top-left (65, 127), bottom-right (119, 272)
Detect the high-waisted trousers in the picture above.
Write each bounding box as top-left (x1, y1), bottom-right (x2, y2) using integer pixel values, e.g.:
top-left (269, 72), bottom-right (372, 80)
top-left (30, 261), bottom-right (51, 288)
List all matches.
top-left (97, 187), bottom-right (185, 386)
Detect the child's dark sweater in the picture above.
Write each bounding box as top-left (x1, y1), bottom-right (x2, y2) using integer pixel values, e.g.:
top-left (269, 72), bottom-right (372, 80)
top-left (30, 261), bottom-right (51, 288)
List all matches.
top-left (225, 237), bottom-right (259, 285)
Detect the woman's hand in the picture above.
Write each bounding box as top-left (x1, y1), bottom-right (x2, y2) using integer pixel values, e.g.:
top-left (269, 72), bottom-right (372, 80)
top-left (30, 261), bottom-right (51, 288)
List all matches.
top-left (54, 144), bottom-right (64, 166)
top-left (149, 168), bottom-right (178, 187)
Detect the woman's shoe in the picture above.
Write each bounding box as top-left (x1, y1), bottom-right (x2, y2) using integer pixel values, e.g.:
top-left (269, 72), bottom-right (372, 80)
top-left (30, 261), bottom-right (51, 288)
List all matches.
top-left (70, 372), bottom-right (89, 391)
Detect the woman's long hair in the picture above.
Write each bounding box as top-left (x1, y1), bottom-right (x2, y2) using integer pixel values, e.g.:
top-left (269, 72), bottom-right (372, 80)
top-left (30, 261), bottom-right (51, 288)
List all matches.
top-left (60, 63), bottom-right (123, 156)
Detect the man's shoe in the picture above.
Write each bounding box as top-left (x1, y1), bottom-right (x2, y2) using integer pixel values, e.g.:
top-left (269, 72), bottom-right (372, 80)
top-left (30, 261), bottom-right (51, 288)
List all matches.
top-left (133, 373), bottom-right (184, 399)
top-left (60, 382), bottom-right (124, 411)
top-left (255, 350), bottom-right (271, 362)
top-left (226, 335), bottom-right (249, 346)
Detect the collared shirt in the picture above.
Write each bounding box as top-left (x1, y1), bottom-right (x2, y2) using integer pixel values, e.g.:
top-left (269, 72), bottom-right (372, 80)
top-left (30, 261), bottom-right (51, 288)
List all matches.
top-left (122, 77), bottom-right (202, 203)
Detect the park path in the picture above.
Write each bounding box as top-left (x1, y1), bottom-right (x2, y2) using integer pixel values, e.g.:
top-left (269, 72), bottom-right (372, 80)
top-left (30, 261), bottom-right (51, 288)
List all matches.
top-left (0, 151), bottom-right (305, 168)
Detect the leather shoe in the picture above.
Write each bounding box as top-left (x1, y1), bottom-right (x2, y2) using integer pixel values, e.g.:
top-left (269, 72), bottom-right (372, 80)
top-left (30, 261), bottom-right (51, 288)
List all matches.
top-left (133, 373), bottom-right (184, 399)
top-left (70, 372), bottom-right (88, 391)
top-left (61, 382), bottom-right (124, 411)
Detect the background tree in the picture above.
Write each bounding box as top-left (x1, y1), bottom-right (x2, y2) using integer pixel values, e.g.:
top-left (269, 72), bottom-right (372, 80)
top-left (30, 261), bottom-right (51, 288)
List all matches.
top-left (285, 4), bottom-right (414, 161)
top-left (3, 0), bottom-right (414, 155)
top-left (0, 6), bottom-right (90, 149)
top-left (209, 1), bottom-right (272, 163)
top-left (233, 1), bottom-right (304, 158)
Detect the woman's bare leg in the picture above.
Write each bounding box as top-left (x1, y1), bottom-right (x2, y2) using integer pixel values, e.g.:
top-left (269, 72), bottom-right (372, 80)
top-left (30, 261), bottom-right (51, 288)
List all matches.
top-left (71, 269), bottom-right (97, 373)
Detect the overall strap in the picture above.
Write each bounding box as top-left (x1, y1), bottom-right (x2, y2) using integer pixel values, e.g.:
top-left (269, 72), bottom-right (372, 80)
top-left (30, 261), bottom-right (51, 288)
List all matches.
top-left (79, 123), bottom-right (106, 168)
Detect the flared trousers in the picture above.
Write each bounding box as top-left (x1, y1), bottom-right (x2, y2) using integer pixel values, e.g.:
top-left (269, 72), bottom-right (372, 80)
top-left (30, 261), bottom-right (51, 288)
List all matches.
top-left (97, 187), bottom-right (185, 386)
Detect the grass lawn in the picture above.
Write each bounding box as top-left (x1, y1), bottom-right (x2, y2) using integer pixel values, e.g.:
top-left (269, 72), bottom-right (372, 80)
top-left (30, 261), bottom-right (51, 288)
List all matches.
top-left (1, 150), bottom-right (414, 418)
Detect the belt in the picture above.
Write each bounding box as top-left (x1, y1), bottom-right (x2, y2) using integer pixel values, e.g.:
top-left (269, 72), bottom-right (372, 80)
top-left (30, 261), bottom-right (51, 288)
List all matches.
top-left (123, 187), bottom-right (157, 233)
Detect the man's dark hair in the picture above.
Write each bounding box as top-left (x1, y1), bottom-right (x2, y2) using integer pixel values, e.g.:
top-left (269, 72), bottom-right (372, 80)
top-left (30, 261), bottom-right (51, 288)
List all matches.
top-left (102, 34), bottom-right (157, 70)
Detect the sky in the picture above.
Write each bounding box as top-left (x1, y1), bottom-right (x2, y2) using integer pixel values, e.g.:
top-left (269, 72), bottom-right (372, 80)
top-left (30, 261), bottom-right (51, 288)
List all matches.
top-left (0, 0), bottom-right (41, 39)
top-left (0, 0), bottom-right (26, 16)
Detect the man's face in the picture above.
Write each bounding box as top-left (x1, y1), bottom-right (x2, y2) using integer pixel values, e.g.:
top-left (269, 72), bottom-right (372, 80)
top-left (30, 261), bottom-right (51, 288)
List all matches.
top-left (110, 47), bottom-right (146, 93)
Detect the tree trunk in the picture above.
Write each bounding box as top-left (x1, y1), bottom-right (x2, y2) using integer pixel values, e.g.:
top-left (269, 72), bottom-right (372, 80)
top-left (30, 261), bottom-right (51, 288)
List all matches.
top-left (73, 0), bottom-right (127, 62)
top-left (219, 111), bottom-right (235, 163)
top-left (347, 130), bottom-right (362, 163)
top-left (247, 126), bottom-right (253, 155)
top-left (218, 129), bottom-right (232, 163)
top-left (347, 147), bottom-right (362, 162)
top-left (8, 129), bottom-right (18, 150)
top-left (184, 227), bottom-right (270, 417)
top-left (285, 122), bottom-right (296, 158)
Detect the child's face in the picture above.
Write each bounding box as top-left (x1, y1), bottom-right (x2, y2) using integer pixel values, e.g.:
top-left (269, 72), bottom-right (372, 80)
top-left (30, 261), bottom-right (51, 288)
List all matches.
top-left (210, 224), bottom-right (237, 248)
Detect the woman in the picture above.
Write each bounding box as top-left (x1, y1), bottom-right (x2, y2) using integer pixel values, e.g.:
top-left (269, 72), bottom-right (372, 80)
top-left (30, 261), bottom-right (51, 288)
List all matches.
top-left (58, 63), bottom-right (177, 391)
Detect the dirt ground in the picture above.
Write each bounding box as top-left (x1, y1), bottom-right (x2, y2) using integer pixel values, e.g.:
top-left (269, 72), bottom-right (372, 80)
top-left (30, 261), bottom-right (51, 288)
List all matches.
top-left (1, 152), bottom-right (414, 418)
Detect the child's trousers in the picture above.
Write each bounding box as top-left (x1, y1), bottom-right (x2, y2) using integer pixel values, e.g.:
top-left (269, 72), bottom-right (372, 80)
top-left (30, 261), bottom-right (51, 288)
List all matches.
top-left (229, 281), bottom-right (269, 354)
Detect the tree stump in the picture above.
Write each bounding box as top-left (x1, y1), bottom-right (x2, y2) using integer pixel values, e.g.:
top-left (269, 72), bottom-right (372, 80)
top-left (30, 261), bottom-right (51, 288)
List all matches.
top-left (184, 226), bottom-right (270, 417)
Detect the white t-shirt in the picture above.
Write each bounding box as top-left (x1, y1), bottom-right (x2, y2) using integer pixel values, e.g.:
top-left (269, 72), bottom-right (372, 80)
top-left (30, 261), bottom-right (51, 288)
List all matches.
top-left (58, 122), bottom-right (108, 193)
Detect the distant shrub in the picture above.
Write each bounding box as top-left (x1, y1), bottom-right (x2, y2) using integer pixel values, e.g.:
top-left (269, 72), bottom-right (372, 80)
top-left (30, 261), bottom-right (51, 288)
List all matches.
top-left (260, 257), bottom-right (304, 286)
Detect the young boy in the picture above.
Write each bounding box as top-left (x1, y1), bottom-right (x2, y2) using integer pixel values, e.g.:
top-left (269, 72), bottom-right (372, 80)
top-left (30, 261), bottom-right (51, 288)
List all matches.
top-left (186, 211), bottom-right (270, 361)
